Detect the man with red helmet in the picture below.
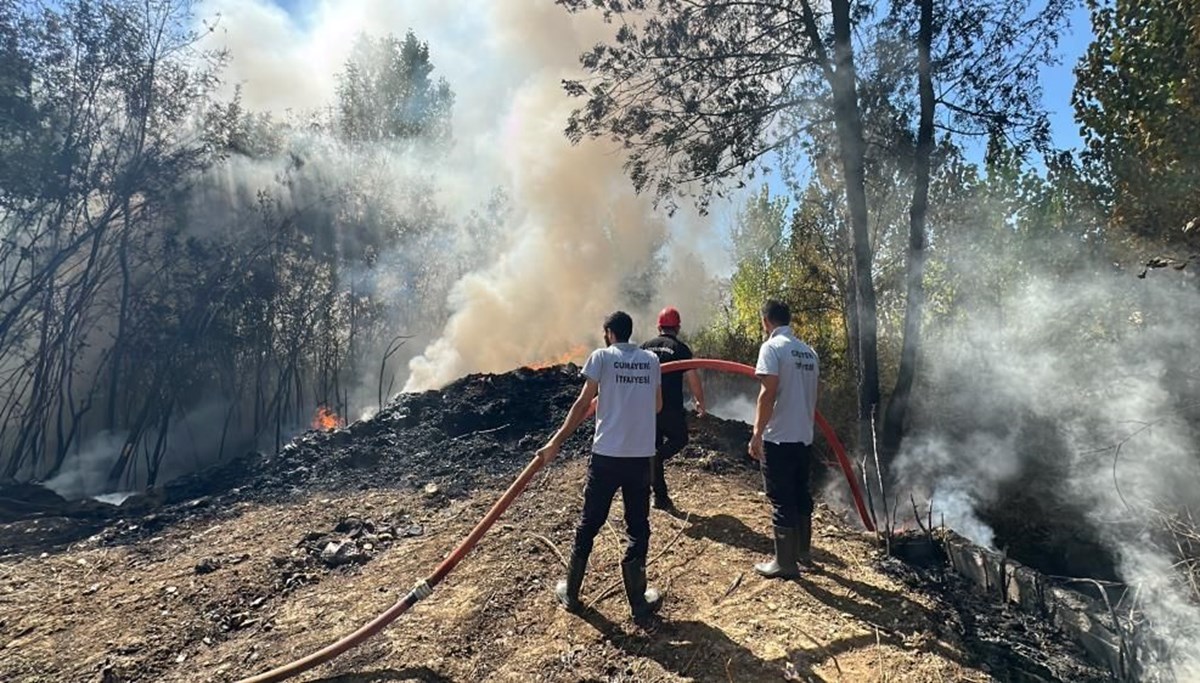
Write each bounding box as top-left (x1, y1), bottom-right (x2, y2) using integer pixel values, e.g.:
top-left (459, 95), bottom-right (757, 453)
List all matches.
top-left (640, 306), bottom-right (706, 511)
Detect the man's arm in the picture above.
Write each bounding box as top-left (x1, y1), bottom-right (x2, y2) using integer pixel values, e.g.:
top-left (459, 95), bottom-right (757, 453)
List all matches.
top-left (656, 385), bottom-right (663, 414)
top-left (685, 369), bottom-right (706, 416)
top-left (536, 378), bottom-right (599, 462)
top-left (749, 374), bottom-right (778, 462)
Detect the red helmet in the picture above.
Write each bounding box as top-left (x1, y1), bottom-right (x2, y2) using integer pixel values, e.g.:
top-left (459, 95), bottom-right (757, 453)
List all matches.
top-left (657, 306), bottom-right (681, 328)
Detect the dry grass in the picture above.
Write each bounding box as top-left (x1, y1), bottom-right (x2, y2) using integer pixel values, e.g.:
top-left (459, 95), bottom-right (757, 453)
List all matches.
top-left (0, 461), bottom-right (1018, 683)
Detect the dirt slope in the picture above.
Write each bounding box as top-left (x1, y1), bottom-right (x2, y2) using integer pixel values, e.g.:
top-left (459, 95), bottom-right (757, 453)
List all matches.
top-left (0, 366), bottom-right (1109, 682)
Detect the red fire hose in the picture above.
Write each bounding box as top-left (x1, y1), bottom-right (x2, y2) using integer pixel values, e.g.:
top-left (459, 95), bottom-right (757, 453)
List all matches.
top-left (236, 358), bottom-right (873, 683)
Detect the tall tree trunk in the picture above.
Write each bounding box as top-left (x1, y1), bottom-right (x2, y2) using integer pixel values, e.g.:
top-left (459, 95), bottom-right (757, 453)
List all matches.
top-left (108, 221), bottom-right (132, 430)
top-left (880, 0), bottom-right (936, 462)
top-left (827, 0), bottom-right (882, 456)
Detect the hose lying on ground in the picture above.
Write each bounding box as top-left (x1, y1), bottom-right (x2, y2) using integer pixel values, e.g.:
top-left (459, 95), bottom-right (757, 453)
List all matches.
top-left (236, 358), bottom-right (871, 683)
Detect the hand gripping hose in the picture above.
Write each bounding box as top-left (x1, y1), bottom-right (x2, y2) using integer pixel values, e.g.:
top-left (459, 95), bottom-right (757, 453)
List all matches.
top-left (654, 359), bottom-right (874, 532)
top-left (236, 358), bottom-right (872, 683)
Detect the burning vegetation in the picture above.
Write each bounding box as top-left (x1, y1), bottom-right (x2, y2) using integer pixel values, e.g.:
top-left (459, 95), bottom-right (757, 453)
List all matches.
top-left (0, 365), bottom-right (1113, 682)
top-left (310, 407), bottom-right (344, 432)
top-left (524, 344), bottom-right (590, 370)
top-left (1, 0), bottom-right (1199, 680)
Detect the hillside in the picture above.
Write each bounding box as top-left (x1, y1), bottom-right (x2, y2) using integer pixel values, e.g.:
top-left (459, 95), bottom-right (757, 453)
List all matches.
top-left (0, 366), bottom-right (1108, 682)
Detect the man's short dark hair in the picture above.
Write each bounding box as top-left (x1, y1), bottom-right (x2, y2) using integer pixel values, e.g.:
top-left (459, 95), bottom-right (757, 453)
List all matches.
top-left (761, 299), bottom-right (791, 326)
top-left (604, 311), bottom-right (634, 343)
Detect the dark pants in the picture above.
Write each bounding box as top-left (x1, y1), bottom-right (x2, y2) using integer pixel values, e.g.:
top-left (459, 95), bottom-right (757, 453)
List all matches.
top-left (652, 410), bottom-right (688, 499)
top-left (573, 454), bottom-right (653, 563)
top-left (763, 441), bottom-right (814, 528)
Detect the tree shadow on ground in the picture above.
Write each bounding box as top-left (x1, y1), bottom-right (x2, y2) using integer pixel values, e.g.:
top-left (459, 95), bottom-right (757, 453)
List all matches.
top-left (580, 608), bottom-right (823, 683)
top-left (309, 666), bottom-right (452, 682)
top-left (682, 512), bottom-right (846, 570)
top-left (797, 571), bottom-right (1075, 680)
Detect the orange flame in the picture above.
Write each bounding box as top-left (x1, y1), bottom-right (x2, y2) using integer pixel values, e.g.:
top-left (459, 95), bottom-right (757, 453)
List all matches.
top-left (525, 344), bottom-right (589, 370)
top-left (312, 406), bottom-right (343, 431)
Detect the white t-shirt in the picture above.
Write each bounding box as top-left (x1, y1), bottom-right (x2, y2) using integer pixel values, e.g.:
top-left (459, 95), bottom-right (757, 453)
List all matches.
top-left (582, 343), bottom-right (660, 458)
top-left (754, 326), bottom-right (819, 445)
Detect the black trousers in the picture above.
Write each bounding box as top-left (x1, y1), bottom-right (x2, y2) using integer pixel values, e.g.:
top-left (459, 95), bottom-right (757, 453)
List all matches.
top-left (652, 410), bottom-right (688, 499)
top-left (762, 441), bottom-right (814, 528)
top-left (573, 454), bottom-right (653, 564)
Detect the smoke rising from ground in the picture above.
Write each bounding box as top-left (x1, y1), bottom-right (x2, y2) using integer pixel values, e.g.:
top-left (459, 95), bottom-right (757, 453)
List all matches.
top-left (198, 0), bottom-right (722, 395)
top-left (896, 271), bottom-right (1200, 678)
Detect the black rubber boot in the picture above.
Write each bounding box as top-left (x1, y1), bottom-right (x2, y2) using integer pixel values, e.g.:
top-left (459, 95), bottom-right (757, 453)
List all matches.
top-left (651, 456), bottom-right (673, 510)
top-left (796, 514), bottom-right (814, 567)
top-left (621, 559), bottom-right (662, 621)
top-left (555, 550), bottom-right (588, 612)
top-left (755, 525), bottom-right (800, 579)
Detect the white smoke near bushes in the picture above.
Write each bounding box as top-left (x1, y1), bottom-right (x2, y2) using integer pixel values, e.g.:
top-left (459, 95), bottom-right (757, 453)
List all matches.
top-left (42, 431), bottom-right (129, 500)
top-left (43, 399), bottom-right (235, 500)
top-left (895, 272), bottom-right (1200, 679)
top-left (31, 0), bottom-right (729, 500)
top-left (196, 0), bottom-right (725, 396)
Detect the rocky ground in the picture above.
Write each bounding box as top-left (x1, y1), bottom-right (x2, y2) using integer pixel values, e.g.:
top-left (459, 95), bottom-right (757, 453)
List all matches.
top-left (0, 365), bottom-right (1111, 682)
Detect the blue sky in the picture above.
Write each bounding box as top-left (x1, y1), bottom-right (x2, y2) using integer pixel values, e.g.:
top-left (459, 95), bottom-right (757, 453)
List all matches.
top-left (269, 0), bottom-right (1091, 146)
top-left (1040, 3), bottom-right (1093, 152)
top-left (269, 0), bottom-right (1092, 179)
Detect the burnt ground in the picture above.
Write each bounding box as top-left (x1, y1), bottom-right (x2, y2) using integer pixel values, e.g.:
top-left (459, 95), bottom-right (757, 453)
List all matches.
top-left (0, 365), bottom-right (1111, 682)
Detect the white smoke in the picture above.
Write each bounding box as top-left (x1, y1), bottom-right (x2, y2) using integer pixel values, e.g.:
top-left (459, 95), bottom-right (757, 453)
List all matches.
top-left (196, 0), bottom-right (726, 396)
top-left (708, 395), bottom-right (757, 424)
top-left (895, 272), bottom-right (1200, 679)
top-left (42, 431), bottom-right (128, 500)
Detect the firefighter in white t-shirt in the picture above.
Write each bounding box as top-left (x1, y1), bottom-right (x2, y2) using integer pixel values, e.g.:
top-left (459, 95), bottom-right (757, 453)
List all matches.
top-left (748, 299), bottom-right (820, 579)
top-left (536, 311), bottom-right (665, 622)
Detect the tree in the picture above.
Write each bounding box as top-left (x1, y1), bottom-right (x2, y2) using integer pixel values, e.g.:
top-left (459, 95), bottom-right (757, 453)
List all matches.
top-left (0, 7), bottom-right (479, 492)
top-left (335, 31), bottom-right (455, 147)
top-left (556, 0), bottom-right (1069, 461)
top-left (1074, 0), bottom-right (1200, 255)
top-left (0, 0), bottom-right (224, 481)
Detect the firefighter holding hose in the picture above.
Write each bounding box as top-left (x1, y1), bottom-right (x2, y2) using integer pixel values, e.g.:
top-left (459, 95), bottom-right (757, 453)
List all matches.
top-left (641, 306), bottom-right (706, 511)
top-left (536, 311), bottom-right (665, 622)
top-left (748, 300), bottom-right (820, 579)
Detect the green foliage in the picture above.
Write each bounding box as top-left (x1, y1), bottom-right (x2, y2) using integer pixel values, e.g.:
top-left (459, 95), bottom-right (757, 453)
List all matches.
top-left (1074, 0), bottom-right (1200, 248)
top-left (335, 31), bottom-right (454, 146)
top-left (694, 185), bottom-right (854, 423)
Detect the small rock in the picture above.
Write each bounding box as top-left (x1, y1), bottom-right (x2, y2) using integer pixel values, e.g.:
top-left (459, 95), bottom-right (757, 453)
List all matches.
top-left (318, 540), bottom-right (367, 567)
top-left (84, 583), bottom-right (101, 595)
top-left (164, 586), bottom-right (177, 595)
top-left (320, 541), bottom-right (344, 562)
top-left (250, 596), bottom-right (267, 608)
top-left (423, 483), bottom-right (439, 496)
top-left (334, 517), bottom-right (363, 534)
top-left (194, 558), bottom-right (220, 575)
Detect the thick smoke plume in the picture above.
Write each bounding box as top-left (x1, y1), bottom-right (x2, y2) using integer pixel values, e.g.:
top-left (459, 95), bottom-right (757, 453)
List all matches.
top-left (896, 271), bottom-right (1200, 679)
top-left (198, 0), bottom-right (720, 397)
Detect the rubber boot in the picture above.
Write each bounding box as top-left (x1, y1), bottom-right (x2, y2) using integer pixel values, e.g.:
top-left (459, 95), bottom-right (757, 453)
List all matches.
top-left (755, 525), bottom-right (800, 579)
top-left (796, 513), bottom-right (814, 567)
top-left (651, 456), bottom-right (674, 511)
top-left (621, 559), bottom-right (662, 621)
top-left (554, 550), bottom-right (588, 612)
